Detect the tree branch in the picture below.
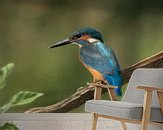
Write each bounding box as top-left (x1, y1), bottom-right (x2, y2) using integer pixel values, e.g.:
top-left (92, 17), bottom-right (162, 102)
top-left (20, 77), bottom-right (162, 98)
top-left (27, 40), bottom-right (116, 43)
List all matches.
top-left (25, 51), bottom-right (163, 113)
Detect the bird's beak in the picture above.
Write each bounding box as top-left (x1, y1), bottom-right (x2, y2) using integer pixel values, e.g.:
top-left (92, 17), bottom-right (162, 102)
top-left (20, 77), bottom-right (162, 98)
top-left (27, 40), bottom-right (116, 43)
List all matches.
top-left (49, 38), bottom-right (75, 49)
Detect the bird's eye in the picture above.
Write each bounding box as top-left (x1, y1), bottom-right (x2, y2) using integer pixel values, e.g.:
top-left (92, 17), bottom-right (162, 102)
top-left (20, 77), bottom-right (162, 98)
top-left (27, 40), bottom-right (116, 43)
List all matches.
top-left (74, 34), bottom-right (81, 39)
top-left (69, 34), bottom-right (81, 40)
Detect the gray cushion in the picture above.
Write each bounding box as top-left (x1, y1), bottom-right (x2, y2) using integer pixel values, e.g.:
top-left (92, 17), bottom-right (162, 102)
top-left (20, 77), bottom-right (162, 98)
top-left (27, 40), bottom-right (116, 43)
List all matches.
top-left (85, 100), bottom-right (163, 122)
top-left (122, 69), bottom-right (163, 106)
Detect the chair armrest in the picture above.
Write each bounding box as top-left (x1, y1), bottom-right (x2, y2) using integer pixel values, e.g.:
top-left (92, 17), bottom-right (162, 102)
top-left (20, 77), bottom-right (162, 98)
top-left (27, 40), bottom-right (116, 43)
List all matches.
top-left (136, 86), bottom-right (163, 92)
top-left (87, 82), bottom-right (117, 89)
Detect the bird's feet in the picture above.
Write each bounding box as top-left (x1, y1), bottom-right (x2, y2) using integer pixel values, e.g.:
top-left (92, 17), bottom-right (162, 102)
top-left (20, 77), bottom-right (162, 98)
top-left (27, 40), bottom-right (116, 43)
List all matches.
top-left (87, 80), bottom-right (101, 86)
top-left (87, 80), bottom-right (108, 88)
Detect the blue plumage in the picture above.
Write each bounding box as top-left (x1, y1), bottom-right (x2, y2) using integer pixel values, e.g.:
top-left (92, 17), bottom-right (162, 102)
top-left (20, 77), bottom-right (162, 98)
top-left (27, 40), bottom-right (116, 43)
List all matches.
top-left (50, 27), bottom-right (123, 96)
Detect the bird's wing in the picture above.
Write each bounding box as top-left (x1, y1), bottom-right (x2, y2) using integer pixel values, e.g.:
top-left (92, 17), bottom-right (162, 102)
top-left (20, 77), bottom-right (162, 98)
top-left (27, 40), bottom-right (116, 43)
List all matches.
top-left (93, 43), bottom-right (121, 75)
top-left (93, 43), bottom-right (122, 88)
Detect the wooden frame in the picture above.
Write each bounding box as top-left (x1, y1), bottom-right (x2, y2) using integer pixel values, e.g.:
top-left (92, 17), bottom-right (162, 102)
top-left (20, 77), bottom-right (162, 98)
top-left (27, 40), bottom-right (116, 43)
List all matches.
top-left (90, 84), bottom-right (163, 130)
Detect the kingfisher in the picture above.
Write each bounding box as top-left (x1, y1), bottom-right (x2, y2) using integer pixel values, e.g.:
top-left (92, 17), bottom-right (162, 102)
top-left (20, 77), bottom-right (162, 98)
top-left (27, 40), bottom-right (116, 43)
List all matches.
top-left (49, 28), bottom-right (122, 96)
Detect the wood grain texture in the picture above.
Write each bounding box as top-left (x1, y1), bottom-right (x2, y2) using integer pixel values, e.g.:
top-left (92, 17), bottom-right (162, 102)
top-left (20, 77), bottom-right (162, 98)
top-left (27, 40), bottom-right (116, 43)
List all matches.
top-left (137, 86), bottom-right (163, 92)
top-left (157, 91), bottom-right (163, 114)
top-left (26, 51), bottom-right (163, 113)
top-left (94, 87), bottom-right (102, 100)
top-left (92, 113), bottom-right (98, 130)
top-left (121, 121), bottom-right (127, 130)
top-left (141, 90), bottom-right (152, 130)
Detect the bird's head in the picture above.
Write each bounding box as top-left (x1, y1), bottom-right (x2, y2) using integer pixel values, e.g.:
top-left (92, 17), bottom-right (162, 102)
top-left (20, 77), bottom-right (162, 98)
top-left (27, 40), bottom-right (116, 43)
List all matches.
top-left (49, 27), bottom-right (104, 48)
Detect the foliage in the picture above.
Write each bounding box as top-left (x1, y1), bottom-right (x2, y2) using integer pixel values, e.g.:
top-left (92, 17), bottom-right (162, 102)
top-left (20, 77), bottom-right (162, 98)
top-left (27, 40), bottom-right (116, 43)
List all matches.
top-left (0, 123), bottom-right (19, 130)
top-left (0, 91), bottom-right (43, 114)
top-left (0, 63), bottom-right (14, 90)
top-left (0, 63), bottom-right (44, 130)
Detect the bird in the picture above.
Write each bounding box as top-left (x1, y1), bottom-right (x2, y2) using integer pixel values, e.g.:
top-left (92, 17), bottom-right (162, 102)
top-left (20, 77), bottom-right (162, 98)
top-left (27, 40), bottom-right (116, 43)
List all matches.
top-left (49, 27), bottom-right (122, 96)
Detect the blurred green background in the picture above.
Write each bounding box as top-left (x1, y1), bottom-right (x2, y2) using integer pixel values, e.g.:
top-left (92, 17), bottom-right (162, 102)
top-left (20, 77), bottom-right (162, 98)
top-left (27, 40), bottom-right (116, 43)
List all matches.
top-left (0, 0), bottom-right (163, 112)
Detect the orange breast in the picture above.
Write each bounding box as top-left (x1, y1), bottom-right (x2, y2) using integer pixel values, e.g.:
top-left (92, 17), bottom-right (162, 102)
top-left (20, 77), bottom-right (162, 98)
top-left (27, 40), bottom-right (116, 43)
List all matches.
top-left (86, 66), bottom-right (104, 81)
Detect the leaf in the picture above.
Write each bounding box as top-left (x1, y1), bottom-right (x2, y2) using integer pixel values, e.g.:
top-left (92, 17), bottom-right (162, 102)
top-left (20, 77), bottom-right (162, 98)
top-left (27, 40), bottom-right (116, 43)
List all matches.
top-left (10, 91), bottom-right (44, 106)
top-left (0, 63), bottom-right (14, 89)
top-left (0, 123), bottom-right (19, 130)
top-left (0, 102), bottom-right (12, 114)
top-left (0, 91), bottom-right (43, 113)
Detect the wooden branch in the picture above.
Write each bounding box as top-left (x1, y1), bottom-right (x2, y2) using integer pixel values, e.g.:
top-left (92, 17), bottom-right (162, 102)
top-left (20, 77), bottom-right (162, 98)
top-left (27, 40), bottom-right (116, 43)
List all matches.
top-left (122, 51), bottom-right (163, 84)
top-left (25, 51), bottom-right (163, 113)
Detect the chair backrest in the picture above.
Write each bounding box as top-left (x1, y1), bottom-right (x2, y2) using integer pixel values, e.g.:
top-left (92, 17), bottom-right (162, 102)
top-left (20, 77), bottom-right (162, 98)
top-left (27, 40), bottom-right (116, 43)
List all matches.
top-left (122, 68), bottom-right (163, 107)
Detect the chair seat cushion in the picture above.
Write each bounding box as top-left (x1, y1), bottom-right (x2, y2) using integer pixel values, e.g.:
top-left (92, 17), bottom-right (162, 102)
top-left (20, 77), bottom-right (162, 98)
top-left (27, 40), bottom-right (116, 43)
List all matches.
top-left (85, 100), bottom-right (163, 122)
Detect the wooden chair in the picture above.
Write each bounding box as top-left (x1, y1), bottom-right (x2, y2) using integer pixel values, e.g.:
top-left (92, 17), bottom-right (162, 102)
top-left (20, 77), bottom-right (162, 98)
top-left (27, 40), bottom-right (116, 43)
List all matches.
top-left (85, 68), bottom-right (163, 130)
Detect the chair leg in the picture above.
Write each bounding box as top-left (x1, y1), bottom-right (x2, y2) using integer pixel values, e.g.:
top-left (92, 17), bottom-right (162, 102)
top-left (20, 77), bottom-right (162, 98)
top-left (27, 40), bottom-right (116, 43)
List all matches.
top-left (92, 113), bottom-right (98, 130)
top-left (121, 121), bottom-right (127, 130)
top-left (141, 90), bottom-right (152, 130)
top-left (157, 91), bottom-right (163, 114)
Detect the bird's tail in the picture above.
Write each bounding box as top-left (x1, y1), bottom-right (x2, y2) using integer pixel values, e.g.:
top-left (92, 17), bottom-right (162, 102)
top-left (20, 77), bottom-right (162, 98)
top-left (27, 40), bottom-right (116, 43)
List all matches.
top-left (103, 73), bottom-right (122, 96)
top-left (114, 86), bottom-right (122, 96)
